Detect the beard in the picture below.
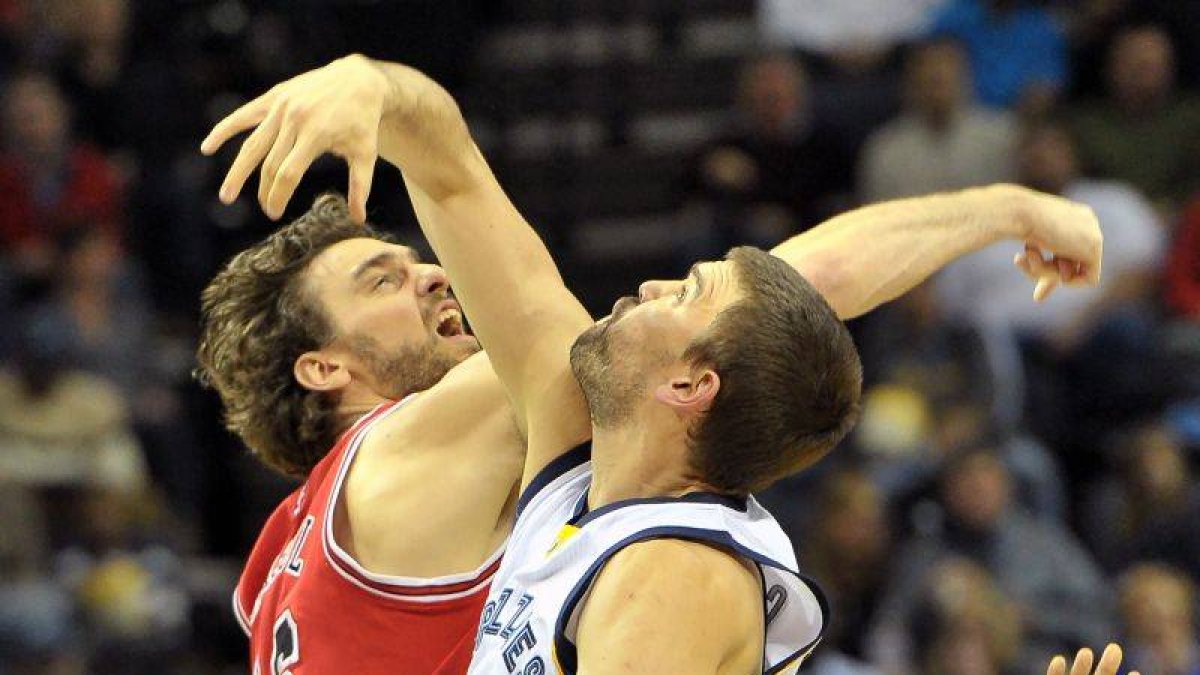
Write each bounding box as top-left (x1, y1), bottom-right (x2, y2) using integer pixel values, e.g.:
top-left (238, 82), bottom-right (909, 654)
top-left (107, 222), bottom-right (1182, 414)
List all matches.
top-left (569, 315), bottom-right (643, 429)
top-left (347, 331), bottom-right (474, 400)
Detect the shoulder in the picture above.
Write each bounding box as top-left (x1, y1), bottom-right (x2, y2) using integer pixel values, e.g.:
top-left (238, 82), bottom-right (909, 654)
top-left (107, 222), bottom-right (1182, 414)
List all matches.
top-left (575, 538), bottom-right (761, 673)
top-left (366, 351), bottom-right (521, 454)
top-left (601, 537), bottom-right (760, 597)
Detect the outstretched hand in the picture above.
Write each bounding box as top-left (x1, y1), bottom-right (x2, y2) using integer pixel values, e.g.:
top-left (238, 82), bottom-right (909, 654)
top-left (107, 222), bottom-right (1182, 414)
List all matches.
top-left (1046, 644), bottom-right (1139, 675)
top-left (1009, 187), bottom-right (1104, 302)
top-left (200, 54), bottom-right (387, 223)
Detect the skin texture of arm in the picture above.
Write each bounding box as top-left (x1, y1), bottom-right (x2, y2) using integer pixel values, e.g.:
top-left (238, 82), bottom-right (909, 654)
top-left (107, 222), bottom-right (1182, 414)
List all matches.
top-left (370, 61), bottom-right (595, 488)
top-left (772, 184), bottom-right (1103, 320)
top-left (573, 539), bottom-right (763, 675)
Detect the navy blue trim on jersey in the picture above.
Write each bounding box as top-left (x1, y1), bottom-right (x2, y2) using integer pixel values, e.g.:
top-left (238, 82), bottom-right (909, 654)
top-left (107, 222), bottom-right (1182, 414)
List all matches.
top-left (516, 443), bottom-right (591, 519)
top-left (552, 525), bottom-right (828, 675)
top-left (568, 490), bottom-right (749, 528)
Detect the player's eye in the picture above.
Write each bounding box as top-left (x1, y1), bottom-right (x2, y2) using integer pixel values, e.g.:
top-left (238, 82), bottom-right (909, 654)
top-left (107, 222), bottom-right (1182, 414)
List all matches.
top-left (374, 274), bottom-right (397, 290)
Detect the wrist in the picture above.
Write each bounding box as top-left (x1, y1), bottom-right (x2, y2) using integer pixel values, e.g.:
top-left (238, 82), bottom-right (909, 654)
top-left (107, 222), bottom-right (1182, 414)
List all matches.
top-left (974, 183), bottom-right (1035, 241)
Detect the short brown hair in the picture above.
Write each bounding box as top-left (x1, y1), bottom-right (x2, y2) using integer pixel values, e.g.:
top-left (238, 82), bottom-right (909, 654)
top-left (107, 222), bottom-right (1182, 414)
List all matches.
top-left (683, 246), bottom-right (861, 493)
top-left (196, 194), bottom-right (391, 477)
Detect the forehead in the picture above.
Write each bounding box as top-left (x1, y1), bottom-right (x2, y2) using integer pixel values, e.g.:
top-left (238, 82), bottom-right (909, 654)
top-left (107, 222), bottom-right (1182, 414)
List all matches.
top-left (305, 237), bottom-right (417, 283)
top-left (682, 259), bottom-right (746, 331)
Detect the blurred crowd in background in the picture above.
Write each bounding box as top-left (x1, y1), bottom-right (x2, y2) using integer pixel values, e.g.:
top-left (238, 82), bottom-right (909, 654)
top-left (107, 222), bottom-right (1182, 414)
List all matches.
top-left (0, 0), bottom-right (1198, 673)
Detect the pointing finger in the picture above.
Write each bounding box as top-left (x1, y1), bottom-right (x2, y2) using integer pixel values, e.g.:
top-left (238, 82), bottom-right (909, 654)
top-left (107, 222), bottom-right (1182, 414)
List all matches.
top-left (348, 153), bottom-right (377, 224)
top-left (201, 88), bottom-right (275, 156)
top-left (219, 108), bottom-right (282, 204)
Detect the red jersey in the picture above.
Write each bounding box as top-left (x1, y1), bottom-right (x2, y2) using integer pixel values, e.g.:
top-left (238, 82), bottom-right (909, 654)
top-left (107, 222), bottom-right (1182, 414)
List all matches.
top-left (234, 397), bottom-right (503, 674)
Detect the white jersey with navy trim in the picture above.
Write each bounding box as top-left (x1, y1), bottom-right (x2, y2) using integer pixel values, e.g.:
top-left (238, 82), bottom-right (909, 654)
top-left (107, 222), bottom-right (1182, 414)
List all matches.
top-left (466, 443), bottom-right (827, 675)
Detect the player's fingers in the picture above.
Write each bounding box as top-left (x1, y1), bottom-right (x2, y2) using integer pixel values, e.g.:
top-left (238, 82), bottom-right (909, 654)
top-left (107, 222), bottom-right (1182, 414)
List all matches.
top-left (1047, 655), bottom-right (1067, 675)
top-left (201, 88), bottom-right (275, 156)
top-left (1070, 648), bottom-right (1095, 675)
top-left (265, 137), bottom-right (321, 221)
top-left (1095, 644), bottom-right (1122, 675)
top-left (1025, 243), bottom-right (1048, 273)
top-left (219, 110), bottom-right (282, 204)
top-left (347, 153), bottom-right (377, 224)
top-left (1034, 274), bottom-right (1061, 302)
top-left (259, 120), bottom-right (299, 216)
top-left (1057, 257), bottom-right (1076, 282)
top-left (1014, 252), bottom-right (1037, 280)
top-left (1025, 246), bottom-right (1061, 302)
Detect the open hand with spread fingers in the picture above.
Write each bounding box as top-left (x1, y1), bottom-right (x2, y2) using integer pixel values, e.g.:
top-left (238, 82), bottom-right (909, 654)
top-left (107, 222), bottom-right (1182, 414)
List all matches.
top-left (1007, 185), bottom-right (1104, 302)
top-left (1046, 643), bottom-right (1139, 675)
top-left (199, 54), bottom-right (388, 223)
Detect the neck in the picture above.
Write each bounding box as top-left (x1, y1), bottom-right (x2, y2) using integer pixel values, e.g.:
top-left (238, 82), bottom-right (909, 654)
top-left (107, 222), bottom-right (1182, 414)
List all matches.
top-left (587, 413), bottom-right (713, 509)
top-left (333, 385), bottom-right (394, 433)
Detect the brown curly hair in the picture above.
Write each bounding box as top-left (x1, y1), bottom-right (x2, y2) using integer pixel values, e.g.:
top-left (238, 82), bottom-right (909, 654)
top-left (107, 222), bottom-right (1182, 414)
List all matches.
top-left (196, 194), bottom-right (392, 477)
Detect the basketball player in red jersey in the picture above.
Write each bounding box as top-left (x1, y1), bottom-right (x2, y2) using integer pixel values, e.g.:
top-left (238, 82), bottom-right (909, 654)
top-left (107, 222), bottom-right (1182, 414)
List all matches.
top-left (199, 55), bottom-right (1098, 674)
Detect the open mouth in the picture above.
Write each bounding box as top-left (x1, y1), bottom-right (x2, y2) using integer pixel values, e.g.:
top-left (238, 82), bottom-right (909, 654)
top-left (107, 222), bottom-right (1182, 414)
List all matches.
top-left (435, 306), bottom-right (465, 337)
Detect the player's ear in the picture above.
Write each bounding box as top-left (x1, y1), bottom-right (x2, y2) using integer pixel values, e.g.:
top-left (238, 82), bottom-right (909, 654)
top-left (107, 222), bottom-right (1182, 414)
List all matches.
top-left (654, 367), bottom-right (720, 416)
top-left (294, 351), bottom-right (351, 392)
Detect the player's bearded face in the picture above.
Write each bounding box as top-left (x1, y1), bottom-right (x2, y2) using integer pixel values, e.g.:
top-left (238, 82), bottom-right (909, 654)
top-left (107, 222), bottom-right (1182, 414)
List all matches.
top-left (570, 309), bottom-right (645, 429)
top-left (346, 328), bottom-right (467, 400)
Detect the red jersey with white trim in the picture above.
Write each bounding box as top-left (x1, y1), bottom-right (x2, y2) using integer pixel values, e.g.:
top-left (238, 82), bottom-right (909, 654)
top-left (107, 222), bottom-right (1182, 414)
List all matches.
top-left (234, 396), bottom-right (503, 675)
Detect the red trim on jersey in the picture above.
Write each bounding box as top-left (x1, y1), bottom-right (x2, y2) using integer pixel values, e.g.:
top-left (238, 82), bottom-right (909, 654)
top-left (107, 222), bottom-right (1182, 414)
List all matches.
top-left (320, 394), bottom-right (506, 603)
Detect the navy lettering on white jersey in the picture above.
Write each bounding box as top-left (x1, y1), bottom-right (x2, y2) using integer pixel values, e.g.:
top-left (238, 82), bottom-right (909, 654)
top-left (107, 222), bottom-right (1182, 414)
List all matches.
top-left (467, 444), bottom-right (827, 675)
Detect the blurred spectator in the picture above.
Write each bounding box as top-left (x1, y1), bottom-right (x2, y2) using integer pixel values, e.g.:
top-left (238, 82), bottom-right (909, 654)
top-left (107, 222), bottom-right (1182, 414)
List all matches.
top-left (757, 0), bottom-right (942, 56)
top-left (801, 470), bottom-right (892, 668)
top-left (56, 487), bottom-right (191, 672)
top-left (52, 0), bottom-right (133, 154)
top-left (1118, 564), bottom-right (1200, 675)
top-left (1070, 25), bottom-right (1200, 214)
top-left (28, 227), bottom-right (152, 398)
top-left (858, 39), bottom-right (1015, 202)
top-left (928, 0), bottom-right (1067, 112)
top-left (24, 226), bottom-right (207, 525)
top-left (1083, 424), bottom-right (1200, 578)
top-left (869, 450), bottom-right (1111, 673)
top-left (910, 559), bottom-right (1022, 675)
top-left (1167, 198), bottom-right (1200, 320)
top-left (0, 71), bottom-right (122, 276)
top-left (937, 119), bottom-right (1169, 447)
top-left (0, 309), bottom-right (144, 492)
top-left (857, 282), bottom-right (994, 409)
top-left (683, 53), bottom-right (853, 256)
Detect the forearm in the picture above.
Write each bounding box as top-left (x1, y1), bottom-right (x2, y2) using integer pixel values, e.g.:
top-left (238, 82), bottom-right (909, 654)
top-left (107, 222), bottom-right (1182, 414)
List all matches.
top-left (772, 185), bottom-right (1031, 319)
top-left (365, 59), bottom-right (591, 421)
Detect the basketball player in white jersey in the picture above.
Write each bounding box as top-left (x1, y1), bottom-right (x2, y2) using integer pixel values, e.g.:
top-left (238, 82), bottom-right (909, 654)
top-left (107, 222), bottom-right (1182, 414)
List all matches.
top-left (201, 56), bottom-right (1104, 674)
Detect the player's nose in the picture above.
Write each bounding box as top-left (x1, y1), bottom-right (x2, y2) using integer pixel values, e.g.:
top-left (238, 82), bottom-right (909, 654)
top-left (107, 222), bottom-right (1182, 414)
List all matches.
top-left (638, 279), bottom-right (675, 302)
top-left (416, 264), bottom-right (449, 297)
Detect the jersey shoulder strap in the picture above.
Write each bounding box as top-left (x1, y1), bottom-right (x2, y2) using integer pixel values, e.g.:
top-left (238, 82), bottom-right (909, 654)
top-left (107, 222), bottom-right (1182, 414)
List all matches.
top-left (551, 495), bottom-right (827, 675)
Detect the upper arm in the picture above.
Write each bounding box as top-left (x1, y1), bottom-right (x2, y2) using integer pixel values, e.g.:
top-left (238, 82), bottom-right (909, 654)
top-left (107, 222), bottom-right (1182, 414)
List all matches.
top-left (575, 539), bottom-right (762, 675)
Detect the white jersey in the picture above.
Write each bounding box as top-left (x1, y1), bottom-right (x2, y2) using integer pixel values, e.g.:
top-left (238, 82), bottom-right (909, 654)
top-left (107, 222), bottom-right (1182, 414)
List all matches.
top-left (467, 444), bottom-right (827, 675)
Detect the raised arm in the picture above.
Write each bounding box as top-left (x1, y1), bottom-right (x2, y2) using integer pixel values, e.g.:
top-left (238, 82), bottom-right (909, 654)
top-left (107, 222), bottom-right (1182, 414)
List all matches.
top-left (201, 55), bottom-right (592, 487)
top-left (773, 185), bottom-right (1103, 320)
top-left (374, 61), bottom-right (594, 475)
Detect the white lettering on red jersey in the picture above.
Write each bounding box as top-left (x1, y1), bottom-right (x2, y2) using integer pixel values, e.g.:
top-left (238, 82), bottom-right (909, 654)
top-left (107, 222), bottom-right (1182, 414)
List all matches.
top-left (234, 396), bottom-right (504, 674)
